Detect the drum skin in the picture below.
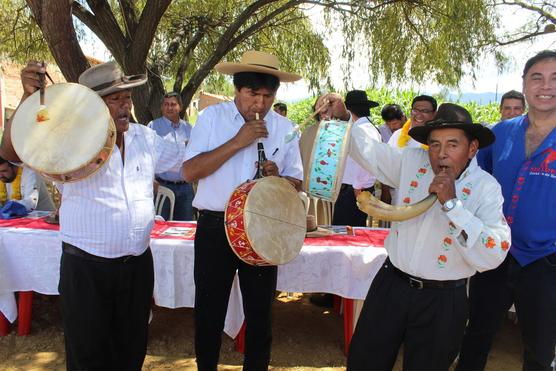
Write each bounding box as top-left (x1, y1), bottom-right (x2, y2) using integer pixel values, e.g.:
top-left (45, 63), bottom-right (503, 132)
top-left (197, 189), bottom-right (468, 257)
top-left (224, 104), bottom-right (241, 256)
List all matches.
top-left (305, 120), bottom-right (352, 202)
top-left (225, 176), bottom-right (306, 266)
top-left (11, 83), bottom-right (116, 183)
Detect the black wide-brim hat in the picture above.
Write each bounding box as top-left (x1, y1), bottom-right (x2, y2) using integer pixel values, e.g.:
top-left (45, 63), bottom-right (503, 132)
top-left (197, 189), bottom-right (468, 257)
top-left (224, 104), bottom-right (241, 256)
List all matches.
top-left (345, 90), bottom-right (379, 109)
top-left (409, 103), bottom-right (495, 149)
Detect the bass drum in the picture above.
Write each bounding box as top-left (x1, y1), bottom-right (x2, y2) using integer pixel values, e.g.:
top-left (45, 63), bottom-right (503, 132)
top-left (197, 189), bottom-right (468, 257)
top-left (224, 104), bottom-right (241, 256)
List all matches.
top-left (11, 83), bottom-right (116, 183)
top-left (304, 119), bottom-right (352, 202)
top-left (225, 176), bottom-right (306, 266)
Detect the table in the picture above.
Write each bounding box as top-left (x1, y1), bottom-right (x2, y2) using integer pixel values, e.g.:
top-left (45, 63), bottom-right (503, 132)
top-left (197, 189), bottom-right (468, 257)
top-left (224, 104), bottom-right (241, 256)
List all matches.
top-left (0, 217), bottom-right (388, 349)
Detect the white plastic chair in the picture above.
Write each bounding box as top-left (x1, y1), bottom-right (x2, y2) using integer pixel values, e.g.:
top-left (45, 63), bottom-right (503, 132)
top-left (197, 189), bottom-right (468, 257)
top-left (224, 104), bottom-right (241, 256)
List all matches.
top-left (154, 185), bottom-right (175, 221)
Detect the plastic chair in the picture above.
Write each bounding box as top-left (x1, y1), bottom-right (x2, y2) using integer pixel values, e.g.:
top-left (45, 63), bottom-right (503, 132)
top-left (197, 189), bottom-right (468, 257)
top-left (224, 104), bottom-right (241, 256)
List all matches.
top-left (154, 186), bottom-right (175, 221)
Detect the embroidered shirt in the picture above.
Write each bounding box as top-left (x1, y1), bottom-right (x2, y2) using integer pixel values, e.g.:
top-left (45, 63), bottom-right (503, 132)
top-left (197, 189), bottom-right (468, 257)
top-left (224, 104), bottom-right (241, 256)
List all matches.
top-left (59, 124), bottom-right (187, 258)
top-left (350, 124), bottom-right (511, 280)
top-left (185, 101), bottom-right (303, 211)
top-left (148, 116), bottom-right (192, 182)
top-left (477, 115), bottom-right (556, 266)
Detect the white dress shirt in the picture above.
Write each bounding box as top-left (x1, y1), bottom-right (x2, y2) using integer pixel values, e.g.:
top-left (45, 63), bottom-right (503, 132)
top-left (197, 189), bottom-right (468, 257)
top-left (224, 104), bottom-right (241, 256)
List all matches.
top-left (59, 124), bottom-right (186, 258)
top-left (350, 124), bottom-right (511, 280)
top-left (185, 101), bottom-right (303, 211)
top-left (341, 117), bottom-right (379, 189)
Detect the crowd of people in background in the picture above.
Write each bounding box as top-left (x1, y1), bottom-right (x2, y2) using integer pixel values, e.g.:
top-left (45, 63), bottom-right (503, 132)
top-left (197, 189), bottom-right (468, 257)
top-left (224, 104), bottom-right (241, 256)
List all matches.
top-left (0, 48), bottom-right (555, 371)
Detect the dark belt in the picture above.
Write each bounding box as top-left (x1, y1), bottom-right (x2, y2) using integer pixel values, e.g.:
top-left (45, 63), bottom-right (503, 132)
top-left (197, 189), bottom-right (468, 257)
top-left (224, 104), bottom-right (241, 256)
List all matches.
top-left (199, 210), bottom-right (225, 219)
top-left (156, 177), bottom-right (188, 185)
top-left (62, 242), bottom-right (139, 263)
top-left (385, 258), bottom-right (466, 290)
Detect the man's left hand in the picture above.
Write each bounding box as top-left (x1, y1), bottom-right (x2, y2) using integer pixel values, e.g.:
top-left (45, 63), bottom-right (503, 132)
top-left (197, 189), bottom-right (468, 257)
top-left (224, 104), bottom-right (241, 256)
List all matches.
top-left (261, 160), bottom-right (279, 177)
top-left (428, 169), bottom-right (457, 204)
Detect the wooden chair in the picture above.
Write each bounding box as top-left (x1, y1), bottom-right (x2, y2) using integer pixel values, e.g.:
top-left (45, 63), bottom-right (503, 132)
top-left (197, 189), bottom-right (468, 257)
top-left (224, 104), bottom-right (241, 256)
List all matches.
top-left (154, 186), bottom-right (175, 221)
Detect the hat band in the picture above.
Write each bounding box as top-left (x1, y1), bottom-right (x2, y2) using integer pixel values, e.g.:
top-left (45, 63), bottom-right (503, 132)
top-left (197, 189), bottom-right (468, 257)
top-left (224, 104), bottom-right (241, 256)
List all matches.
top-left (89, 76), bottom-right (128, 92)
top-left (247, 63), bottom-right (279, 71)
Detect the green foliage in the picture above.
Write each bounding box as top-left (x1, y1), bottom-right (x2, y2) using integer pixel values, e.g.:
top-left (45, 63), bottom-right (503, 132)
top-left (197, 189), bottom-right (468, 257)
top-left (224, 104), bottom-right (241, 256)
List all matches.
top-left (0, 0), bottom-right (52, 62)
top-left (288, 87), bottom-right (501, 130)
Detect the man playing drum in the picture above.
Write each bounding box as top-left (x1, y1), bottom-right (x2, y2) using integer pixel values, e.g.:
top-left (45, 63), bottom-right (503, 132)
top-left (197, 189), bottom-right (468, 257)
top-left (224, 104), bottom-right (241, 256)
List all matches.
top-left (183, 50), bottom-right (303, 370)
top-left (0, 61), bottom-right (190, 370)
top-left (339, 101), bottom-right (512, 370)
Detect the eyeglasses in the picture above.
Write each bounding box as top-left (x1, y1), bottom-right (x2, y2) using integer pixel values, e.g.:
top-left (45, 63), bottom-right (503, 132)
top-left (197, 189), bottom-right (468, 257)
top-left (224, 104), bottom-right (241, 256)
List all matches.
top-left (411, 108), bottom-right (434, 114)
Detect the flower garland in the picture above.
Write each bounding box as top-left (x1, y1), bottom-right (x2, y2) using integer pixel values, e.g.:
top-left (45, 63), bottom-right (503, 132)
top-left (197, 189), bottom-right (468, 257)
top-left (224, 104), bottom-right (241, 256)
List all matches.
top-left (0, 167), bottom-right (23, 204)
top-left (397, 119), bottom-right (428, 150)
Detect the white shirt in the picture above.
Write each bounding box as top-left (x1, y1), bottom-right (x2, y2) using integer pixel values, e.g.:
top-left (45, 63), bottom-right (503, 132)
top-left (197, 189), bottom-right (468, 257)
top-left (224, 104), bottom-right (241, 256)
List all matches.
top-left (350, 124), bottom-right (511, 280)
top-left (388, 126), bottom-right (423, 149)
top-left (387, 124), bottom-right (424, 203)
top-left (59, 124), bottom-right (186, 258)
top-left (341, 117), bottom-right (379, 189)
top-left (185, 101), bottom-right (303, 211)
top-left (3, 168), bottom-right (41, 211)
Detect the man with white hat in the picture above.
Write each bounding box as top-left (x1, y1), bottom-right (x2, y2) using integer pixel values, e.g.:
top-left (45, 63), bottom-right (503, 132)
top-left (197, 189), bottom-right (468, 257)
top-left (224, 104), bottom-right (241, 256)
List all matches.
top-left (0, 61), bottom-right (190, 370)
top-left (183, 50), bottom-right (303, 370)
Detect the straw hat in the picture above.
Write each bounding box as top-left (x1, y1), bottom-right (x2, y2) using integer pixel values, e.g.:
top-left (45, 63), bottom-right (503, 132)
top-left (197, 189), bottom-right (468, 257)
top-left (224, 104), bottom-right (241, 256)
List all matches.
top-left (215, 51), bottom-right (302, 82)
top-left (78, 61), bottom-right (147, 97)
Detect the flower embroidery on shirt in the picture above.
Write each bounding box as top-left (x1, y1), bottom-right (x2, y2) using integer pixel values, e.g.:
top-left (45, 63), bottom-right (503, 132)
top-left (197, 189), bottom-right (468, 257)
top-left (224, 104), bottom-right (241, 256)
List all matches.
top-left (437, 255), bottom-right (447, 268)
top-left (461, 182), bottom-right (473, 200)
top-left (442, 237), bottom-right (453, 251)
top-left (501, 241), bottom-right (510, 251)
top-left (481, 234), bottom-right (496, 249)
top-left (408, 180), bottom-right (418, 194)
top-left (416, 167), bottom-right (428, 179)
top-left (403, 197), bottom-right (411, 204)
top-left (448, 221), bottom-right (457, 235)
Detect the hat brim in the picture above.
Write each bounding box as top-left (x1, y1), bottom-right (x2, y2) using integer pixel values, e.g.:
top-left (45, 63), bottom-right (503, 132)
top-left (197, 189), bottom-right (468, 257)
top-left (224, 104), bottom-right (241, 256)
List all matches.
top-left (409, 121), bottom-right (495, 149)
top-left (97, 74), bottom-right (148, 97)
top-left (346, 100), bottom-right (380, 109)
top-left (215, 62), bottom-right (302, 83)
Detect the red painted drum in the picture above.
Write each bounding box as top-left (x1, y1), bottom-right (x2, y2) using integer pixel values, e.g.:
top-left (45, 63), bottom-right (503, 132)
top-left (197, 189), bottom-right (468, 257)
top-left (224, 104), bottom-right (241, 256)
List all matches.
top-left (225, 176), bottom-right (306, 266)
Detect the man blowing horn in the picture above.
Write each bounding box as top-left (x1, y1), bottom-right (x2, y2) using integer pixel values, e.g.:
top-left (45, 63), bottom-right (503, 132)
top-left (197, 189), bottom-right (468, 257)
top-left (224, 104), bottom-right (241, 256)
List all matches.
top-left (332, 98), bottom-right (512, 371)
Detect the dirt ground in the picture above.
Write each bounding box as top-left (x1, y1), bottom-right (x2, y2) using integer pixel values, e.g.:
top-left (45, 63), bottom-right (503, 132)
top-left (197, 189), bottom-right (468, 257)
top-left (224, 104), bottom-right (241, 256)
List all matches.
top-left (0, 292), bottom-right (523, 371)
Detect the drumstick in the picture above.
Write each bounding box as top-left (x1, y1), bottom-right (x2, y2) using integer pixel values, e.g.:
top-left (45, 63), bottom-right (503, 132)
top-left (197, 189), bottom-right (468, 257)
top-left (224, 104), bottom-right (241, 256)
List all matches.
top-left (299, 98), bottom-right (330, 128)
top-left (36, 61), bottom-right (50, 123)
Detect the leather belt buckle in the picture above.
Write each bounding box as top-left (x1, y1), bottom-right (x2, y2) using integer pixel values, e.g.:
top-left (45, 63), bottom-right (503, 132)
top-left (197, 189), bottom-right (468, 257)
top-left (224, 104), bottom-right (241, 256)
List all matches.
top-left (409, 277), bottom-right (424, 290)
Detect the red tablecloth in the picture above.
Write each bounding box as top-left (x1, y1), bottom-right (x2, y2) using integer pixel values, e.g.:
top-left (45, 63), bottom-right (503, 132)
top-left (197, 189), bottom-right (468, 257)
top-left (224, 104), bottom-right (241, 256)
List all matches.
top-left (0, 218), bottom-right (389, 246)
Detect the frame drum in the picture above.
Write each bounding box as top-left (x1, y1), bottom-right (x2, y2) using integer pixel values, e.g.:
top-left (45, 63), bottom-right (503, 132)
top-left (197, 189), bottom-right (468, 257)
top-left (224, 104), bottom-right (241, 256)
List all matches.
top-left (11, 83), bottom-right (116, 183)
top-left (304, 120), bottom-right (352, 202)
top-left (225, 176), bottom-right (306, 266)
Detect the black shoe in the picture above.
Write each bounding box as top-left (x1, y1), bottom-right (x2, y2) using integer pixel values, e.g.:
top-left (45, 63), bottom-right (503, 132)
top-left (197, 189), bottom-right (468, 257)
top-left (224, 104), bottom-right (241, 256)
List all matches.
top-left (309, 293), bottom-right (334, 308)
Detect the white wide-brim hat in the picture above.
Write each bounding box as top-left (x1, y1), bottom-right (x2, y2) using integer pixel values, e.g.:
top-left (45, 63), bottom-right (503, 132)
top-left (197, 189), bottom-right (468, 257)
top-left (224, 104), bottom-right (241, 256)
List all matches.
top-left (215, 51), bottom-right (302, 83)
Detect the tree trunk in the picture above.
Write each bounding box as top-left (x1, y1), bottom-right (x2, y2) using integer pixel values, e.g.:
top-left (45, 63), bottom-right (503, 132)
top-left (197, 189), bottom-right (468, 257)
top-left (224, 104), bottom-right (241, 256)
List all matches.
top-left (26, 0), bottom-right (89, 82)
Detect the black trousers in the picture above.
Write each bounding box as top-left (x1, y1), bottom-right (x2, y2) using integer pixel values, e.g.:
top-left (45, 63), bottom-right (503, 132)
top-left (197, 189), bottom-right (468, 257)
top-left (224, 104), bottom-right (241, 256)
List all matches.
top-left (347, 259), bottom-right (468, 371)
top-left (58, 244), bottom-right (154, 371)
top-left (457, 253), bottom-right (556, 371)
top-left (194, 211), bottom-right (277, 371)
top-left (332, 184), bottom-right (371, 227)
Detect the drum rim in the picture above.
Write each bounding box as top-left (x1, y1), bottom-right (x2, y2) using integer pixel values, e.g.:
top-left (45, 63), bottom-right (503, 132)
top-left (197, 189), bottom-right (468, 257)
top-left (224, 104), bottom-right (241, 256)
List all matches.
top-left (11, 82), bottom-right (113, 174)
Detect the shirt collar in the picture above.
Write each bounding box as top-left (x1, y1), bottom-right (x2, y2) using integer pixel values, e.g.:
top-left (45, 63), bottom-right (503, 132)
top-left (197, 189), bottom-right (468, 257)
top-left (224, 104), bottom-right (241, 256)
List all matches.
top-left (162, 115), bottom-right (182, 128)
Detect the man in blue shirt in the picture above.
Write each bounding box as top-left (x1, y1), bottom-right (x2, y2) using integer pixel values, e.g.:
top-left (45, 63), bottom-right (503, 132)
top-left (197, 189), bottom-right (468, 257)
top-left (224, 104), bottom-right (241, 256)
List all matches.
top-left (148, 92), bottom-right (194, 220)
top-left (457, 50), bottom-right (556, 371)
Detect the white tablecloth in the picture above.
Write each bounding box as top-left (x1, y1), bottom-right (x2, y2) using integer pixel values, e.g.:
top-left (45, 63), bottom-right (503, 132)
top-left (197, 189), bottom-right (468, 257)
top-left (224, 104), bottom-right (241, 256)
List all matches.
top-left (0, 224), bottom-right (387, 338)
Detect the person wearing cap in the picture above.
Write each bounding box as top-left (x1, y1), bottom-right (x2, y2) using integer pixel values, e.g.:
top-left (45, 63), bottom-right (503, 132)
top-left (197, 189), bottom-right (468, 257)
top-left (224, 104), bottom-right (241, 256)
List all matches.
top-left (345, 103), bottom-right (510, 370)
top-left (0, 61), bottom-right (190, 370)
top-left (148, 92), bottom-right (194, 221)
top-left (183, 51), bottom-right (303, 370)
top-left (457, 50), bottom-right (556, 371)
top-left (332, 90), bottom-right (381, 227)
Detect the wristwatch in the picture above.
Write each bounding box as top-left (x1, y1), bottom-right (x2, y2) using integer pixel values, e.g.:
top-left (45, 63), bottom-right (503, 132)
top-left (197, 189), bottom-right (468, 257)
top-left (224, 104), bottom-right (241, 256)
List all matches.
top-left (442, 198), bottom-right (459, 212)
